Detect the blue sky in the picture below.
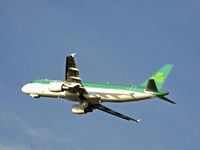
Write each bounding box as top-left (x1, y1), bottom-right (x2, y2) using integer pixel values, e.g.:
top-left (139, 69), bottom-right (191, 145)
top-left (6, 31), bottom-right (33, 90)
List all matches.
top-left (0, 0), bottom-right (200, 149)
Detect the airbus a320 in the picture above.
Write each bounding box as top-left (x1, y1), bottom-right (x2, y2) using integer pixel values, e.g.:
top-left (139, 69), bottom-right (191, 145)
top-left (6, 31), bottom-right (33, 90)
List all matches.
top-left (22, 53), bottom-right (175, 123)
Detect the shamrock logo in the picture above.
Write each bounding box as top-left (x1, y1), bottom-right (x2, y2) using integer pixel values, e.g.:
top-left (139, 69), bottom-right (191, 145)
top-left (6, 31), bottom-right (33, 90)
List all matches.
top-left (152, 72), bottom-right (164, 83)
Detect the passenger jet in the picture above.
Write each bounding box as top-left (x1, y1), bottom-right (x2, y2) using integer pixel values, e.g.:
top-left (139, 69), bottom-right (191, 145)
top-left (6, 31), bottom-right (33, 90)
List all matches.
top-left (21, 53), bottom-right (175, 123)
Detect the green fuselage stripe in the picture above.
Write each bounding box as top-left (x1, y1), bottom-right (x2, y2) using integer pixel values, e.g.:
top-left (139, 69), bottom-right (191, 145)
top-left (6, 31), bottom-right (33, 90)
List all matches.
top-left (30, 79), bottom-right (168, 96)
top-left (31, 79), bottom-right (134, 90)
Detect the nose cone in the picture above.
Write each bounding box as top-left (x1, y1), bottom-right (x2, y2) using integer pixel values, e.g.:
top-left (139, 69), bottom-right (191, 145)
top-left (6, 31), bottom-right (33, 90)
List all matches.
top-left (21, 84), bottom-right (29, 94)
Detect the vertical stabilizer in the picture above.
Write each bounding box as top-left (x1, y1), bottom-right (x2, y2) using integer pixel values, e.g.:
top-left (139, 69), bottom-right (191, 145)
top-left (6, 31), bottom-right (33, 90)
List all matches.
top-left (140, 64), bottom-right (173, 90)
top-left (146, 79), bottom-right (158, 92)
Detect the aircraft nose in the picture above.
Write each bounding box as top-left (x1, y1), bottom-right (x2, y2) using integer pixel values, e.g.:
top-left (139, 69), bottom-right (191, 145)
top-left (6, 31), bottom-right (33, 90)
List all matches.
top-left (21, 84), bottom-right (29, 93)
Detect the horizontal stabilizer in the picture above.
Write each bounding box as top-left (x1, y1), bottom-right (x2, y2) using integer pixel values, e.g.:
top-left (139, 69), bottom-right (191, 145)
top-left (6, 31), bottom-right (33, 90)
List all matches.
top-left (158, 96), bottom-right (176, 104)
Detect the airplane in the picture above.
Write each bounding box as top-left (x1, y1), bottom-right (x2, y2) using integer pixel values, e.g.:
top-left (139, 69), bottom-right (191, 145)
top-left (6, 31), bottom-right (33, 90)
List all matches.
top-left (21, 53), bottom-right (175, 123)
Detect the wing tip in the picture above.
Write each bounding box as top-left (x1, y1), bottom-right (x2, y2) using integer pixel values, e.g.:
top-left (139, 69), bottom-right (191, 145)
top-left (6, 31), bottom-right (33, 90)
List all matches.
top-left (67, 53), bottom-right (76, 58)
top-left (130, 118), bottom-right (141, 123)
top-left (71, 53), bottom-right (76, 57)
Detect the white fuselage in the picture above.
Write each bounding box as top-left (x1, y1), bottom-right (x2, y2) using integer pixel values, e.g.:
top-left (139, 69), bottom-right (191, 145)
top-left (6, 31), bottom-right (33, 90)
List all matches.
top-left (21, 83), bottom-right (156, 103)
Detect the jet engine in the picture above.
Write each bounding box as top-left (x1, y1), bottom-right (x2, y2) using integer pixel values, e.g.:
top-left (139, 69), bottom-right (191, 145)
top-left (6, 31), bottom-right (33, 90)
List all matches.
top-left (48, 82), bottom-right (68, 92)
top-left (72, 104), bottom-right (93, 114)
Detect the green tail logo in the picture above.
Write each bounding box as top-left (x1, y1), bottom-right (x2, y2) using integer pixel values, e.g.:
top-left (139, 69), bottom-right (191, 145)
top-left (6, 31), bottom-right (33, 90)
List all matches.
top-left (152, 72), bottom-right (165, 84)
top-left (140, 64), bottom-right (173, 90)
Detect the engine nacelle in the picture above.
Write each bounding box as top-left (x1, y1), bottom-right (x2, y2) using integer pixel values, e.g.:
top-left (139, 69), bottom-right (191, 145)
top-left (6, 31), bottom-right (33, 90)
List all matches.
top-left (48, 82), bottom-right (67, 92)
top-left (71, 104), bottom-right (93, 114)
top-left (72, 104), bottom-right (86, 114)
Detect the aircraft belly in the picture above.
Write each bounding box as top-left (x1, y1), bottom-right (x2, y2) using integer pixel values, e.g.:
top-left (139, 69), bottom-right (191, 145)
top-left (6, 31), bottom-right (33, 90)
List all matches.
top-left (133, 93), bottom-right (156, 101)
top-left (36, 88), bottom-right (65, 98)
top-left (99, 94), bottom-right (133, 102)
top-left (63, 92), bottom-right (80, 102)
top-left (28, 84), bottom-right (79, 101)
top-left (86, 88), bottom-right (156, 103)
top-left (39, 88), bottom-right (80, 102)
top-left (86, 88), bottom-right (135, 102)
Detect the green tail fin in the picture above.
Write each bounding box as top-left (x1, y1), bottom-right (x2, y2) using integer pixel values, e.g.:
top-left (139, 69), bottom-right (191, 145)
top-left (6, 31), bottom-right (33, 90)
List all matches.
top-left (140, 64), bottom-right (173, 90)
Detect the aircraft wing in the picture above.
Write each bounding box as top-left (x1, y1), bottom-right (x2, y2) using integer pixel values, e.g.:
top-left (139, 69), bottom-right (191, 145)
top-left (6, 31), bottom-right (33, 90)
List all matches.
top-left (92, 104), bottom-right (141, 123)
top-left (65, 53), bottom-right (87, 94)
top-left (66, 54), bottom-right (140, 123)
top-left (65, 53), bottom-right (82, 83)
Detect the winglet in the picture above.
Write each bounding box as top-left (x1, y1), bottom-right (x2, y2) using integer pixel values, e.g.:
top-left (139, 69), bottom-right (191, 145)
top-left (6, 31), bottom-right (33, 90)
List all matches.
top-left (136, 119), bottom-right (141, 123)
top-left (71, 53), bottom-right (76, 57)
